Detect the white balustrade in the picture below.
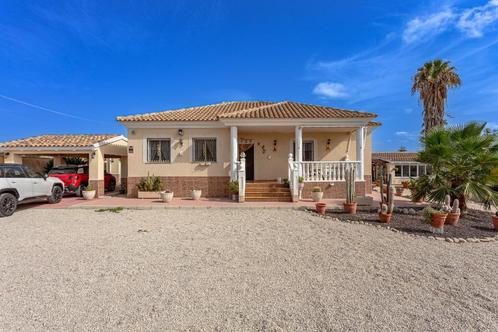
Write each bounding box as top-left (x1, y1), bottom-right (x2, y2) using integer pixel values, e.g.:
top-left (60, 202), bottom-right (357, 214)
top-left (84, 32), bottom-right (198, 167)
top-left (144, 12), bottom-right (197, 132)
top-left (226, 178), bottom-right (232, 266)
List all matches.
top-left (292, 161), bottom-right (361, 182)
top-left (237, 152), bottom-right (246, 202)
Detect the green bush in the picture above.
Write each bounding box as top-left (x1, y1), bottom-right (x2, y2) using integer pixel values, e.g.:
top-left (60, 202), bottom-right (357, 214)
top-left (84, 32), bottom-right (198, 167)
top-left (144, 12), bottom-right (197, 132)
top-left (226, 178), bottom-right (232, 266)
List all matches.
top-left (228, 181), bottom-right (239, 194)
top-left (136, 174), bottom-right (163, 192)
top-left (312, 186), bottom-right (322, 193)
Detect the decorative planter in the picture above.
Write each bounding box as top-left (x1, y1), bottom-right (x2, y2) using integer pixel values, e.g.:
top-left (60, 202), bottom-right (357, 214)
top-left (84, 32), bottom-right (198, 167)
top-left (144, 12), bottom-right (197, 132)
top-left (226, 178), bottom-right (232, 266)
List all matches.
top-left (298, 182), bottom-right (305, 190)
top-left (315, 202), bottom-right (327, 215)
top-left (191, 190), bottom-right (202, 200)
top-left (231, 194), bottom-right (238, 201)
top-left (378, 212), bottom-right (392, 223)
top-left (492, 216), bottom-right (498, 231)
top-left (82, 190), bottom-right (96, 200)
top-left (311, 191), bottom-right (323, 202)
top-left (445, 212), bottom-right (460, 225)
top-left (402, 181), bottom-right (410, 189)
top-left (160, 191), bottom-right (174, 203)
top-left (430, 213), bottom-right (448, 229)
top-left (138, 191), bottom-right (161, 199)
top-left (343, 202), bottom-right (357, 214)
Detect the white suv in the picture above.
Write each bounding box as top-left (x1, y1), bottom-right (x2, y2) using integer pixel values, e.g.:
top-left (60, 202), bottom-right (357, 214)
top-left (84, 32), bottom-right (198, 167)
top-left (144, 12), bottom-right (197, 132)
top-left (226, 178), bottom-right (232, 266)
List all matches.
top-left (0, 164), bottom-right (65, 217)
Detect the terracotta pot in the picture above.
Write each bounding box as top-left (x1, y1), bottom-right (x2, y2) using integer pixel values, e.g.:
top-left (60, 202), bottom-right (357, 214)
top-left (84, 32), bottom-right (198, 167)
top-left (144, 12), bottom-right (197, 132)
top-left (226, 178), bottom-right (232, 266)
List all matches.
top-left (343, 202), bottom-right (357, 214)
top-left (315, 202), bottom-right (327, 215)
top-left (431, 213), bottom-right (448, 229)
top-left (445, 212), bottom-right (460, 225)
top-left (492, 215), bottom-right (498, 231)
top-left (402, 182), bottom-right (410, 189)
top-left (378, 212), bottom-right (392, 223)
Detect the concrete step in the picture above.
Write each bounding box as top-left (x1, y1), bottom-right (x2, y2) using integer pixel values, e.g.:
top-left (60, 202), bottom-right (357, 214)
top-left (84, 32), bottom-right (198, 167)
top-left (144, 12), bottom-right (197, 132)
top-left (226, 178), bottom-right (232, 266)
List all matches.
top-left (245, 192), bottom-right (292, 198)
top-left (245, 197), bottom-right (293, 202)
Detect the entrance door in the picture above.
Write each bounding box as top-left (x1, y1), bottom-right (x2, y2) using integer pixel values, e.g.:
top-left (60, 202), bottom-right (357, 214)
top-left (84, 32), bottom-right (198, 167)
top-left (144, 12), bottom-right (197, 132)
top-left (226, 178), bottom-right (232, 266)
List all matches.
top-left (244, 145), bottom-right (255, 181)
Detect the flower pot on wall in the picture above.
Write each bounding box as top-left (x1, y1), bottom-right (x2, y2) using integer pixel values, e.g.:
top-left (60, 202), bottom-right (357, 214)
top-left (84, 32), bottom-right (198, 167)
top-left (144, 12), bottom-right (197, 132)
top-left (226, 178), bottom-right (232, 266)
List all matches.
top-left (160, 191), bottom-right (174, 203)
top-left (191, 189), bottom-right (202, 200)
top-left (82, 190), bottom-right (96, 200)
top-left (311, 191), bottom-right (323, 202)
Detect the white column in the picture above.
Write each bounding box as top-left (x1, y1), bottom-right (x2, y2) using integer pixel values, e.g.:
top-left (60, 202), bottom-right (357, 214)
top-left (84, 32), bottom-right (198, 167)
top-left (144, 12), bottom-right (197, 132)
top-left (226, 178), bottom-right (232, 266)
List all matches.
top-left (230, 126), bottom-right (238, 180)
top-left (356, 126), bottom-right (365, 181)
top-left (295, 126), bottom-right (303, 163)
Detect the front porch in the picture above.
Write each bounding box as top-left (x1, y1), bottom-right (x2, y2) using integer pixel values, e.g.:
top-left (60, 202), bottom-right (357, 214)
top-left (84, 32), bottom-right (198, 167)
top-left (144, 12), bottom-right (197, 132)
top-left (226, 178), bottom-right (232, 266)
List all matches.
top-left (227, 124), bottom-right (372, 202)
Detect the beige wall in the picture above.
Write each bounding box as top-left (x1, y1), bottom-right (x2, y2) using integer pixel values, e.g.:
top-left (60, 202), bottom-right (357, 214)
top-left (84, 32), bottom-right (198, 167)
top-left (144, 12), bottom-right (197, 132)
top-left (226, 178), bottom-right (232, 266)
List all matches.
top-left (127, 127), bottom-right (231, 178)
top-left (127, 126), bottom-right (374, 181)
top-left (0, 155), bottom-right (3, 163)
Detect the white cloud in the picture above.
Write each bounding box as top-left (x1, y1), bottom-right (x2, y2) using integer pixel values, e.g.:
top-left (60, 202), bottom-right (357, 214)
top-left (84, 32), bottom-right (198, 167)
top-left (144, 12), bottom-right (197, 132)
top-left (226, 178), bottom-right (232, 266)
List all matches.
top-left (487, 122), bottom-right (498, 130)
top-left (312, 82), bottom-right (348, 99)
top-left (402, 9), bottom-right (454, 44)
top-left (457, 0), bottom-right (498, 38)
top-left (395, 131), bottom-right (409, 136)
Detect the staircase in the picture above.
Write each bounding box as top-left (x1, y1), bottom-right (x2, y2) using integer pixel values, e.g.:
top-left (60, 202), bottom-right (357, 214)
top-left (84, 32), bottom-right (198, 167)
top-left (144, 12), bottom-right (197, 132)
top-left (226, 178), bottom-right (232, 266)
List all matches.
top-left (245, 181), bottom-right (292, 202)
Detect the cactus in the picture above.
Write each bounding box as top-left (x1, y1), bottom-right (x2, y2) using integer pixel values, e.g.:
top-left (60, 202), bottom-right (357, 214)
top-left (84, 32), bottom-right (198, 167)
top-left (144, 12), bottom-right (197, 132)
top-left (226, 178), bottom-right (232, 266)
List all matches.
top-left (451, 198), bottom-right (460, 214)
top-left (441, 194), bottom-right (452, 213)
top-left (345, 168), bottom-right (356, 204)
top-left (381, 203), bottom-right (388, 214)
top-left (379, 166), bottom-right (394, 214)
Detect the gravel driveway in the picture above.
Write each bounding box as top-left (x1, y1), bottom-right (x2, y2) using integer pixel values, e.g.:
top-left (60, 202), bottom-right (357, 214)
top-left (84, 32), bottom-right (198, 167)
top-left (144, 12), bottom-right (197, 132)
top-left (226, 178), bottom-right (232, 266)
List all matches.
top-left (0, 208), bottom-right (497, 331)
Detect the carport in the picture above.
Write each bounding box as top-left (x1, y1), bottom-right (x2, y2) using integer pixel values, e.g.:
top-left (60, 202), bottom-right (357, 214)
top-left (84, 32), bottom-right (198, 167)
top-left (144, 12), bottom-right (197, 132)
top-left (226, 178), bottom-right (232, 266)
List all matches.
top-left (0, 134), bottom-right (128, 197)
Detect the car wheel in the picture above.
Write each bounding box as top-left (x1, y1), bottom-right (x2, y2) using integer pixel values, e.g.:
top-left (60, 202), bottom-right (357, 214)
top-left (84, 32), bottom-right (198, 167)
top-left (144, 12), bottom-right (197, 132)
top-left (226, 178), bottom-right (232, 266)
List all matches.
top-left (107, 179), bottom-right (116, 192)
top-left (48, 186), bottom-right (63, 204)
top-left (0, 193), bottom-right (18, 217)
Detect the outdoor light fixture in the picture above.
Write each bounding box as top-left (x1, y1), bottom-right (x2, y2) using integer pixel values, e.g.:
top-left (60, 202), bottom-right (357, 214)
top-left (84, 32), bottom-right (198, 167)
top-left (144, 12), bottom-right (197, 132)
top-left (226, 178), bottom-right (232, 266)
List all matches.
top-left (178, 129), bottom-right (184, 136)
top-left (90, 151), bottom-right (96, 159)
top-left (130, 130), bottom-right (136, 135)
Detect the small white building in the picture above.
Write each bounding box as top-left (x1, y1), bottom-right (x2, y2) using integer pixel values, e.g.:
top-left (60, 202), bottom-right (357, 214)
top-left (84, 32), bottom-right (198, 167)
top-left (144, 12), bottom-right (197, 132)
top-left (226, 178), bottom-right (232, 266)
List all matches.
top-left (372, 151), bottom-right (431, 185)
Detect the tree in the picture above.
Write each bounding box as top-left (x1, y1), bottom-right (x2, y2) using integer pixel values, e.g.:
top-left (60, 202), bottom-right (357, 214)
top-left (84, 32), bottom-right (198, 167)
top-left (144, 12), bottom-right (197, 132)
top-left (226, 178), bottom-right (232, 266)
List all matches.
top-left (411, 122), bottom-right (498, 212)
top-left (411, 59), bottom-right (461, 135)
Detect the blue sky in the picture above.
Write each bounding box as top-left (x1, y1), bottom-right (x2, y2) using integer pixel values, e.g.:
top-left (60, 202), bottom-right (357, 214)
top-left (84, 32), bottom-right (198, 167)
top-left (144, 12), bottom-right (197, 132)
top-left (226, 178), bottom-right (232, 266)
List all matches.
top-left (1, 0), bottom-right (497, 151)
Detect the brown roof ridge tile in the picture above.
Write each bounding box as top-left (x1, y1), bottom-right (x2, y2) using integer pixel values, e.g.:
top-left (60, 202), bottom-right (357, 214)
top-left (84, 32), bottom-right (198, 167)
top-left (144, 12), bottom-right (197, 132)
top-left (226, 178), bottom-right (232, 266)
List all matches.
top-left (218, 101), bottom-right (283, 118)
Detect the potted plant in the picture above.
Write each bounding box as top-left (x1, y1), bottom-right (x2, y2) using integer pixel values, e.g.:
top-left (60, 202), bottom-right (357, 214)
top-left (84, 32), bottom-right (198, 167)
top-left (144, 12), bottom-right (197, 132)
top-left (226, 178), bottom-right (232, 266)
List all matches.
top-left (395, 186), bottom-right (403, 196)
top-left (228, 180), bottom-right (239, 201)
top-left (402, 180), bottom-right (410, 189)
top-left (82, 184), bottom-right (96, 200)
top-left (298, 176), bottom-right (305, 190)
top-left (311, 186), bottom-right (323, 202)
top-left (191, 187), bottom-right (202, 200)
top-left (445, 195), bottom-right (461, 225)
top-left (343, 168), bottom-right (357, 214)
top-left (136, 174), bottom-right (163, 199)
top-left (160, 190), bottom-right (174, 203)
top-left (378, 169), bottom-right (394, 223)
top-left (492, 211), bottom-right (498, 231)
top-left (423, 207), bottom-right (448, 233)
top-left (315, 202), bottom-right (327, 215)
top-left (282, 178), bottom-right (289, 186)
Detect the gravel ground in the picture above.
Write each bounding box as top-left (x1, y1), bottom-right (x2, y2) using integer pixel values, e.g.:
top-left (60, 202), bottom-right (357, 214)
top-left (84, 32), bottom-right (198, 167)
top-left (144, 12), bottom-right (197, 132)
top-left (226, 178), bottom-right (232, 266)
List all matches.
top-left (0, 208), bottom-right (497, 331)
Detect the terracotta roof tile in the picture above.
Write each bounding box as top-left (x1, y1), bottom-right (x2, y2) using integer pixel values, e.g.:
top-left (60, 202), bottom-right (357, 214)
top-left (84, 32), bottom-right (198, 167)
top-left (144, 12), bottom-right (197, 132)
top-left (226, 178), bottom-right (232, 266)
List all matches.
top-left (0, 134), bottom-right (120, 148)
top-left (372, 152), bottom-right (419, 162)
top-left (116, 101), bottom-right (377, 122)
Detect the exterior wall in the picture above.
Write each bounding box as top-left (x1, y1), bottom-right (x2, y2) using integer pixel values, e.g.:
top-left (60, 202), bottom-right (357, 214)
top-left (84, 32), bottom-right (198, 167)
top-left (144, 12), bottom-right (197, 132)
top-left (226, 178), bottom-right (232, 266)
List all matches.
top-left (22, 157), bottom-right (52, 173)
top-left (127, 176), bottom-right (229, 198)
top-left (0, 155), bottom-right (3, 163)
top-left (127, 127), bottom-right (231, 178)
top-left (302, 175), bottom-right (372, 199)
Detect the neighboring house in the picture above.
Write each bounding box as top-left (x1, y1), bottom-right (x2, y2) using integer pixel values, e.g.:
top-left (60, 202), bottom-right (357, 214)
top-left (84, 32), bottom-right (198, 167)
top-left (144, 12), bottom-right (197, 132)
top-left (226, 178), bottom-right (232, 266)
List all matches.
top-left (117, 101), bottom-right (380, 200)
top-left (372, 151), bottom-right (431, 185)
top-left (0, 134), bottom-right (128, 197)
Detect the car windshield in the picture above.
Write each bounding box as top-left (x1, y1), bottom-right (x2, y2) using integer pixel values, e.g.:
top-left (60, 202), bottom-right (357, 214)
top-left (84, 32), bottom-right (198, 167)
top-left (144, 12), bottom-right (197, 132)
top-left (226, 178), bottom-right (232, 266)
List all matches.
top-left (49, 167), bottom-right (78, 174)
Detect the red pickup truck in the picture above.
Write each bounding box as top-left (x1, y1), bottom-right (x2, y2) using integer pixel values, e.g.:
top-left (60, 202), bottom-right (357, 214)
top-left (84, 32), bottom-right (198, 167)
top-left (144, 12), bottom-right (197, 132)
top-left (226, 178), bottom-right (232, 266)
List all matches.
top-left (48, 165), bottom-right (116, 196)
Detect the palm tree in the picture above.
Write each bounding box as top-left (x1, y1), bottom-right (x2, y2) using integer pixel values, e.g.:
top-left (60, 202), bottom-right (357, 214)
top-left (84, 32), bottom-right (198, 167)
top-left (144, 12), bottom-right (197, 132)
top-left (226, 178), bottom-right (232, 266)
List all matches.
top-left (411, 59), bottom-right (461, 135)
top-left (411, 122), bottom-right (498, 212)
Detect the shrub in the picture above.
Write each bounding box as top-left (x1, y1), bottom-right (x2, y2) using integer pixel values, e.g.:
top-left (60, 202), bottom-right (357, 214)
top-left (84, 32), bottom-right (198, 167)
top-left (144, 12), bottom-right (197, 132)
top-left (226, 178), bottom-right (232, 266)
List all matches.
top-left (228, 181), bottom-right (239, 194)
top-left (312, 186), bottom-right (322, 193)
top-left (136, 174), bottom-right (163, 192)
top-left (83, 184), bottom-right (94, 191)
top-left (298, 176), bottom-right (304, 183)
top-left (422, 207), bottom-right (446, 223)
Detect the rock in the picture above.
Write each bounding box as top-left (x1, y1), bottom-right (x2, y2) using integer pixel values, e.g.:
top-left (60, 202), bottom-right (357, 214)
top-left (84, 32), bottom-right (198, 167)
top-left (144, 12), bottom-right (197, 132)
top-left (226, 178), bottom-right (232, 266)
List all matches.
top-left (408, 208), bottom-right (416, 215)
top-left (435, 237), bottom-right (445, 241)
top-left (445, 238), bottom-right (454, 243)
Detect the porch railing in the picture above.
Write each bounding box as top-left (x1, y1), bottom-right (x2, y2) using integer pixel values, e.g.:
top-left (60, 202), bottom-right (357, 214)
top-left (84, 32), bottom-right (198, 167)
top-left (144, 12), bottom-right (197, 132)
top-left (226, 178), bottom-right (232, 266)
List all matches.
top-left (291, 160), bottom-right (362, 182)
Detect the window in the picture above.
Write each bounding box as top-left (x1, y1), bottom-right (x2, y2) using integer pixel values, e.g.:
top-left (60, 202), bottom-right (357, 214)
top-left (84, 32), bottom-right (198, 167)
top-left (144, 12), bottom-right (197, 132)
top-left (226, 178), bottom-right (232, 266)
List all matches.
top-left (293, 140), bottom-right (314, 161)
top-left (402, 165), bottom-right (410, 177)
top-left (193, 138), bottom-right (217, 162)
top-left (410, 165), bottom-right (418, 177)
top-left (419, 165), bottom-right (426, 176)
top-left (394, 165), bottom-right (401, 177)
top-left (23, 166), bottom-right (42, 178)
top-left (3, 166), bottom-right (26, 178)
top-left (147, 139), bottom-right (171, 163)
